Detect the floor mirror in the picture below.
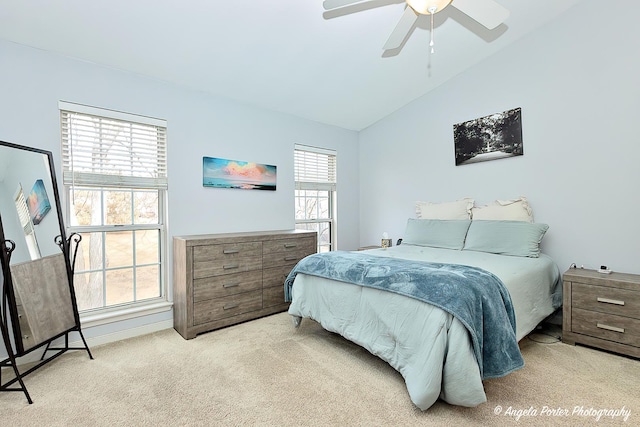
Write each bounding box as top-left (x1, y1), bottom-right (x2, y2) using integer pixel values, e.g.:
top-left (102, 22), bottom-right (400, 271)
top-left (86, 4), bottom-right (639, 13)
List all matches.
top-left (0, 140), bottom-right (92, 404)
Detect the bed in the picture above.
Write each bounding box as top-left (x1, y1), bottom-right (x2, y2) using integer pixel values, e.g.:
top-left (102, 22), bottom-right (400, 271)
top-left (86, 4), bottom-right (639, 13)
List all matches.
top-left (284, 218), bottom-right (562, 410)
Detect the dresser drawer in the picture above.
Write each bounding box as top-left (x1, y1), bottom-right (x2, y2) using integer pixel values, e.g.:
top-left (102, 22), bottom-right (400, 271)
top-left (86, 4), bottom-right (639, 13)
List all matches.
top-left (263, 264), bottom-right (295, 289)
top-left (193, 270), bottom-right (263, 302)
top-left (572, 283), bottom-right (640, 319)
top-left (193, 242), bottom-right (262, 262)
top-left (263, 236), bottom-right (315, 254)
top-left (193, 290), bottom-right (263, 325)
top-left (15, 302), bottom-right (36, 350)
top-left (263, 285), bottom-right (288, 308)
top-left (193, 254), bottom-right (262, 279)
top-left (263, 237), bottom-right (315, 268)
top-left (572, 308), bottom-right (640, 348)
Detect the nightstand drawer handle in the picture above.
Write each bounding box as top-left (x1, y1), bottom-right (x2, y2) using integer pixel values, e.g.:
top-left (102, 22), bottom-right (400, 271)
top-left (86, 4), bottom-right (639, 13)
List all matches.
top-left (223, 303), bottom-right (239, 310)
top-left (597, 297), bottom-right (625, 306)
top-left (284, 244), bottom-right (297, 248)
top-left (223, 264), bottom-right (239, 270)
top-left (223, 249), bottom-right (240, 254)
top-left (284, 256), bottom-right (298, 261)
top-left (597, 323), bottom-right (625, 333)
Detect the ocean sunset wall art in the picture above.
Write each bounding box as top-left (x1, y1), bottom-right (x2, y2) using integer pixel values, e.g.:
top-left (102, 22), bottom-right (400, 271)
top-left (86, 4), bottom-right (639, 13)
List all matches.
top-left (203, 157), bottom-right (277, 191)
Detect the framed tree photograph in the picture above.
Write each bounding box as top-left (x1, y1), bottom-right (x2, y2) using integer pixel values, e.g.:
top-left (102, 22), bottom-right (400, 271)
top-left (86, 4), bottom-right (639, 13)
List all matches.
top-left (454, 107), bottom-right (523, 166)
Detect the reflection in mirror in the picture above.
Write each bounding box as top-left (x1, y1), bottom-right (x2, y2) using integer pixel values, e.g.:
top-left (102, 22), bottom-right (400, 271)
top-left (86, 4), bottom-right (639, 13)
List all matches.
top-left (10, 253), bottom-right (75, 348)
top-left (0, 146), bottom-right (60, 265)
top-left (13, 183), bottom-right (41, 260)
top-left (0, 141), bottom-right (73, 354)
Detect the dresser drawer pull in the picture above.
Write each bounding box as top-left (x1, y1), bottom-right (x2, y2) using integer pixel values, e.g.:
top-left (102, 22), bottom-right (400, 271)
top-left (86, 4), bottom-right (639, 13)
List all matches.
top-left (596, 297), bottom-right (625, 306)
top-left (596, 323), bottom-right (625, 333)
top-left (223, 303), bottom-right (239, 310)
top-left (223, 282), bottom-right (240, 288)
top-left (284, 243), bottom-right (297, 248)
top-left (223, 264), bottom-right (239, 270)
top-left (284, 256), bottom-right (298, 261)
top-left (223, 249), bottom-right (240, 254)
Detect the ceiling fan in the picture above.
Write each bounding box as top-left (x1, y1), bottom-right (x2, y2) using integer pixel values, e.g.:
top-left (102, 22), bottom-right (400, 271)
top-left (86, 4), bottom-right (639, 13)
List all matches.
top-left (323, 0), bottom-right (510, 51)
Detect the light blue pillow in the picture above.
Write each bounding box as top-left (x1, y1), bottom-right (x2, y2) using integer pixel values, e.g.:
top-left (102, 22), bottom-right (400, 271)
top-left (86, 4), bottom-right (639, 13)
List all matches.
top-left (463, 220), bottom-right (549, 257)
top-left (402, 219), bottom-right (471, 250)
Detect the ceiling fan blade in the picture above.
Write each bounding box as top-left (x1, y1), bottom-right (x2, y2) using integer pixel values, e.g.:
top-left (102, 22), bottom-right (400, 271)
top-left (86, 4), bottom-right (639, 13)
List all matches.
top-left (452, 0), bottom-right (509, 30)
top-left (323, 0), bottom-right (366, 10)
top-left (383, 6), bottom-right (419, 50)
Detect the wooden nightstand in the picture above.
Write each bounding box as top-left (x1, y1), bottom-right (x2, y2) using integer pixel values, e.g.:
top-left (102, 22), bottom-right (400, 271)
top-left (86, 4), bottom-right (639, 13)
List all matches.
top-left (357, 245), bottom-right (381, 251)
top-left (563, 268), bottom-right (640, 358)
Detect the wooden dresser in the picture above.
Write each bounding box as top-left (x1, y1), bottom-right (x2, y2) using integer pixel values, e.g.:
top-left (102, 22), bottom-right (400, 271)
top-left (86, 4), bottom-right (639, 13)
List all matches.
top-left (563, 268), bottom-right (640, 358)
top-left (173, 230), bottom-right (316, 339)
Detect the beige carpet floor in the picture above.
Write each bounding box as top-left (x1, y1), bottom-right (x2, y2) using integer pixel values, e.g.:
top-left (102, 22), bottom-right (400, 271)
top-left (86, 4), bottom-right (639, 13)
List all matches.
top-left (1, 312), bottom-right (638, 426)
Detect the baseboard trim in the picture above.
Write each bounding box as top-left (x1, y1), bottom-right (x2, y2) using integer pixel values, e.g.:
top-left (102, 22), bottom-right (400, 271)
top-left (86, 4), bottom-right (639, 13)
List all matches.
top-left (74, 319), bottom-right (174, 349)
top-left (12, 320), bottom-right (173, 367)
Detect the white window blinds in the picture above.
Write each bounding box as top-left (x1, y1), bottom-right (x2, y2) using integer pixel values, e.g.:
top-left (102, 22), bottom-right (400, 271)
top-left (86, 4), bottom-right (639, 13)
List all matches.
top-left (60, 101), bottom-right (167, 189)
top-left (294, 144), bottom-right (336, 191)
top-left (14, 185), bottom-right (41, 260)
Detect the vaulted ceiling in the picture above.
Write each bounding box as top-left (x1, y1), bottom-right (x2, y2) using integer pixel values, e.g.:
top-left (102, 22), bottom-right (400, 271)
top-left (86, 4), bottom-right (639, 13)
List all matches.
top-left (0, 0), bottom-right (585, 130)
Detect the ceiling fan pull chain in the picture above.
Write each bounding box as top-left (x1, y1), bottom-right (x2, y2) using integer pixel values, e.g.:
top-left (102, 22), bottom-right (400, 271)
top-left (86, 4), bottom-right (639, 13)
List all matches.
top-left (429, 6), bottom-right (436, 53)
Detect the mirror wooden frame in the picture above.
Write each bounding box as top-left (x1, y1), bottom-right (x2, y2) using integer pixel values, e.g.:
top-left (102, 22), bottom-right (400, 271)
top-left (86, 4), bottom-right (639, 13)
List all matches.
top-left (0, 140), bottom-right (92, 404)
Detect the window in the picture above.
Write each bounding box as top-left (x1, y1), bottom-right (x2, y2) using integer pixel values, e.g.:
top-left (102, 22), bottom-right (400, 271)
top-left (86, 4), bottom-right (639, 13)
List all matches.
top-left (294, 144), bottom-right (336, 252)
top-left (60, 101), bottom-right (167, 313)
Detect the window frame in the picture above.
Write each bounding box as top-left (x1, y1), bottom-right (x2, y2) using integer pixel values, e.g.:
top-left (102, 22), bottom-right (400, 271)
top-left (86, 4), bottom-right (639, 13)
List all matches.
top-left (294, 144), bottom-right (337, 252)
top-left (59, 101), bottom-right (170, 326)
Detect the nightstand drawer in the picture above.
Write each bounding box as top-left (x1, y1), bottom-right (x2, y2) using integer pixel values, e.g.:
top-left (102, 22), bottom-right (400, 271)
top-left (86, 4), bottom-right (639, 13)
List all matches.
top-left (572, 308), bottom-right (640, 348)
top-left (572, 283), bottom-right (640, 319)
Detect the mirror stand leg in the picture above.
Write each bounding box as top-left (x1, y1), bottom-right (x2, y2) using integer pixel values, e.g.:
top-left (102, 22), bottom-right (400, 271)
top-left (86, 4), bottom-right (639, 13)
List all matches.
top-left (1, 326), bottom-right (33, 404)
top-left (0, 356), bottom-right (33, 404)
top-left (77, 329), bottom-right (94, 360)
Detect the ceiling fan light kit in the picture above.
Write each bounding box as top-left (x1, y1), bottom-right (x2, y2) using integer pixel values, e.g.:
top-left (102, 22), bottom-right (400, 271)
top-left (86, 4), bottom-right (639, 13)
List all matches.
top-left (406, 0), bottom-right (452, 15)
top-left (406, 0), bottom-right (451, 53)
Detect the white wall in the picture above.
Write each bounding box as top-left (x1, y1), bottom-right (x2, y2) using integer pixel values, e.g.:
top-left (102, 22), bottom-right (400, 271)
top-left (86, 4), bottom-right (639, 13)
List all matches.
top-left (0, 39), bottom-right (359, 356)
top-left (359, 0), bottom-right (640, 275)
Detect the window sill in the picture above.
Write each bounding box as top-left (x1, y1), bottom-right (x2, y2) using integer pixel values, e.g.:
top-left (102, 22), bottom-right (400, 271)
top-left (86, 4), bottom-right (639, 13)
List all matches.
top-left (79, 300), bottom-right (173, 329)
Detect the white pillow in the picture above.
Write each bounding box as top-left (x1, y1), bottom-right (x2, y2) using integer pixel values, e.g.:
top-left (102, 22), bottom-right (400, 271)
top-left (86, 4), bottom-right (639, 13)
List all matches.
top-left (415, 198), bottom-right (473, 220)
top-left (471, 197), bottom-right (533, 222)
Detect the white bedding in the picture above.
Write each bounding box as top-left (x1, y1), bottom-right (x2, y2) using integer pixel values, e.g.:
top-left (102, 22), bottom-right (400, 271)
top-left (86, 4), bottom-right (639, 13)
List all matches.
top-left (287, 244), bottom-right (561, 410)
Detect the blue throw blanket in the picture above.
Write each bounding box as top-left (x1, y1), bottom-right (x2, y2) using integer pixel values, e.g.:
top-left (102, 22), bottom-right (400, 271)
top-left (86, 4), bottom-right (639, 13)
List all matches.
top-left (284, 251), bottom-right (524, 379)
